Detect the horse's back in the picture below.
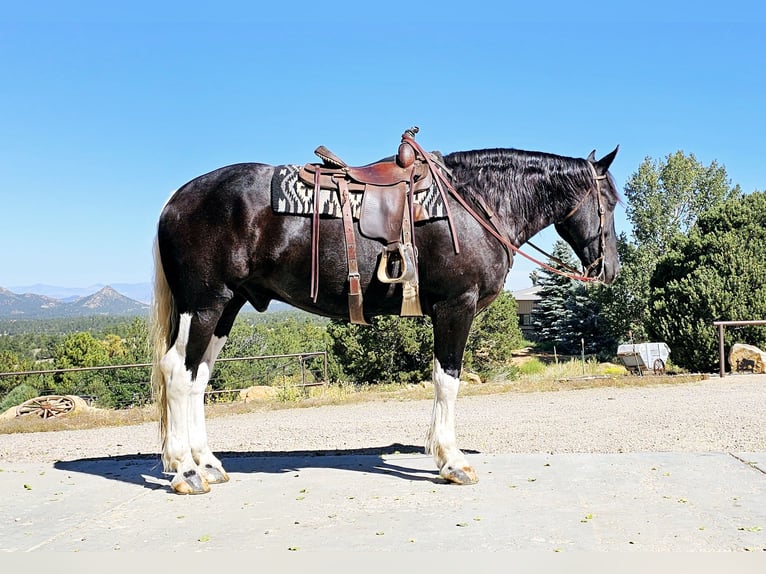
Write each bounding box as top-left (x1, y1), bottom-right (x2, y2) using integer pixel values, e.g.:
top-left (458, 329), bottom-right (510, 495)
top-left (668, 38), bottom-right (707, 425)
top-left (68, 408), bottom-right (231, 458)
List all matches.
top-left (161, 163), bottom-right (273, 219)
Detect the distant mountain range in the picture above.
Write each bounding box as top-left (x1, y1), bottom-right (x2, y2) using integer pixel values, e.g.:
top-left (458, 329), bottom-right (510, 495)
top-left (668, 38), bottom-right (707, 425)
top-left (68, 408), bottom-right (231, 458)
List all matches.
top-left (0, 285), bottom-right (150, 319)
top-left (1, 283), bottom-right (295, 319)
top-left (8, 282), bottom-right (151, 304)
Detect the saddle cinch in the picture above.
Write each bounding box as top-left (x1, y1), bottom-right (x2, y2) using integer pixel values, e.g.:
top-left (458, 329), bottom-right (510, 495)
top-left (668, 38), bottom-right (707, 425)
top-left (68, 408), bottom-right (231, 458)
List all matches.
top-left (298, 127), bottom-right (435, 324)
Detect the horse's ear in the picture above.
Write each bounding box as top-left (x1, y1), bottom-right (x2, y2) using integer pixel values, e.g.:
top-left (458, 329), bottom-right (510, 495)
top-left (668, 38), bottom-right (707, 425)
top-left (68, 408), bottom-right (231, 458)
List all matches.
top-left (587, 150), bottom-right (596, 162)
top-left (593, 145), bottom-right (619, 174)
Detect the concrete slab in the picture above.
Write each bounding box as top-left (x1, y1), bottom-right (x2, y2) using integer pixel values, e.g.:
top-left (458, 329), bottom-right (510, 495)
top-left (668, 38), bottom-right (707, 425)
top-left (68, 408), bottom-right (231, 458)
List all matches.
top-left (1, 450), bottom-right (765, 552)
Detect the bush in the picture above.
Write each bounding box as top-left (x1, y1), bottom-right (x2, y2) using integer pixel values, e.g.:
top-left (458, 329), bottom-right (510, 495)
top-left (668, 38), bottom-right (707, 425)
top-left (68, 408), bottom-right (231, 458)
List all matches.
top-left (0, 383), bottom-right (40, 414)
top-left (517, 358), bottom-right (546, 376)
top-left (649, 191), bottom-right (766, 372)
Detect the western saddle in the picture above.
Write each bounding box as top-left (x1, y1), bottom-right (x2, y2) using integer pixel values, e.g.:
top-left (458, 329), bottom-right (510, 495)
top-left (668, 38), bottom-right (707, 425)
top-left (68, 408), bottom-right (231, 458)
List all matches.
top-left (298, 127), bottom-right (451, 324)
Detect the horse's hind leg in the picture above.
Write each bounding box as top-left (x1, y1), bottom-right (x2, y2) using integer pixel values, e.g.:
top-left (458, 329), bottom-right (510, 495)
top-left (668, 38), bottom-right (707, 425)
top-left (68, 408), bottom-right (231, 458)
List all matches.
top-left (160, 302), bottom-right (239, 494)
top-left (186, 331), bottom-right (229, 485)
top-left (160, 313), bottom-right (208, 493)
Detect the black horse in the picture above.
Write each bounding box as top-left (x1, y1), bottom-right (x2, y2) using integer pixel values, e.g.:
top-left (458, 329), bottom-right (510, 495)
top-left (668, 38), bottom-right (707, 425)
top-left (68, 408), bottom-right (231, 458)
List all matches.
top-left (150, 135), bottom-right (620, 494)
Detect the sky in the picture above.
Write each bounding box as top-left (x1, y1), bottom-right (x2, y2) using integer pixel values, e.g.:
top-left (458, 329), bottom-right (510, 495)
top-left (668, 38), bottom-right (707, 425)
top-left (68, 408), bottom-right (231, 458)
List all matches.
top-left (2, 1), bottom-right (765, 296)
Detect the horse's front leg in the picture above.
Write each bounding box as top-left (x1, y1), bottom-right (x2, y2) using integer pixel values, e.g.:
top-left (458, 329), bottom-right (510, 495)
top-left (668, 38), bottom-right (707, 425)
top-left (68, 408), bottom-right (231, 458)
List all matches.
top-left (426, 303), bottom-right (479, 485)
top-left (425, 359), bottom-right (479, 484)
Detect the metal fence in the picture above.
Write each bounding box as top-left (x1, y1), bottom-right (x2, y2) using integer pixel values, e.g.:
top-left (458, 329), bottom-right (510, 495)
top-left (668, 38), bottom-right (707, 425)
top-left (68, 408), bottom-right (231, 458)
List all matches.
top-left (0, 351), bottom-right (328, 408)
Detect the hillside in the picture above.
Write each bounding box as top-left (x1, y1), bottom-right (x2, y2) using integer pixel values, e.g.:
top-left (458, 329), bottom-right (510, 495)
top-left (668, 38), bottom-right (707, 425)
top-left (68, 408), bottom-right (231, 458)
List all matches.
top-left (0, 286), bottom-right (149, 319)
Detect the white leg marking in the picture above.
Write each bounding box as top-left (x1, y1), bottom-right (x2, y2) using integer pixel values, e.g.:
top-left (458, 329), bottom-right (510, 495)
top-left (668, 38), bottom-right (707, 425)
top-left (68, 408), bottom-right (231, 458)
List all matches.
top-left (426, 358), bottom-right (460, 461)
top-left (426, 358), bottom-right (477, 484)
top-left (189, 335), bottom-right (229, 483)
top-left (159, 313), bottom-right (194, 475)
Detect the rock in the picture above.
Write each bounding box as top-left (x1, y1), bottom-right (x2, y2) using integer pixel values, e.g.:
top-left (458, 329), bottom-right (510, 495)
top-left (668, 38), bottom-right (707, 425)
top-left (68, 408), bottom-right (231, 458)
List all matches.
top-left (462, 372), bottom-right (483, 385)
top-left (239, 385), bottom-right (278, 403)
top-left (728, 343), bottom-right (766, 374)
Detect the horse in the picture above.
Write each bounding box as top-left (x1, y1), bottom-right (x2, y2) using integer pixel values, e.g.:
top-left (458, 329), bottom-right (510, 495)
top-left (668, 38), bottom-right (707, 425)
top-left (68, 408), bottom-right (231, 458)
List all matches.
top-left (150, 135), bottom-right (621, 494)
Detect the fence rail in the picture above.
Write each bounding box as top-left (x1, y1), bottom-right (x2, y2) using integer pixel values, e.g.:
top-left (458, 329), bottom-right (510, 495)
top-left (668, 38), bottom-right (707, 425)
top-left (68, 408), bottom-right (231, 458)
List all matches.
top-left (0, 351), bottom-right (328, 408)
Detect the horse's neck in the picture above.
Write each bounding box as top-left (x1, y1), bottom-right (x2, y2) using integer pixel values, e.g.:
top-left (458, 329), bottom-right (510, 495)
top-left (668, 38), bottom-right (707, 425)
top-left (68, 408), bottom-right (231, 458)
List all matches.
top-left (501, 179), bottom-right (570, 247)
top-left (445, 150), bottom-right (580, 247)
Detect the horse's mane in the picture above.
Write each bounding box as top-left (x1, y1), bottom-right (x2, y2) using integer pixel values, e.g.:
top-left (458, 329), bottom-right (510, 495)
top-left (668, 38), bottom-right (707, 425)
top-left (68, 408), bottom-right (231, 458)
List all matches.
top-left (442, 148), bottom-right (615, 225)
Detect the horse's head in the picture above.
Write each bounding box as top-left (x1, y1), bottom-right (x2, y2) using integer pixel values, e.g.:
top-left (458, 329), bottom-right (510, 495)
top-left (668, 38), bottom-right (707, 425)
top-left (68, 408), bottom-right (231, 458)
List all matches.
top-left (554, 146), bottom-right (621, 284)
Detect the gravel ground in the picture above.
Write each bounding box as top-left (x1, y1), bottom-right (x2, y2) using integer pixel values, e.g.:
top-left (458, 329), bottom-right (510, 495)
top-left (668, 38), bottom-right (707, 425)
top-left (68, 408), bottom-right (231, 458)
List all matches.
top-left (1, 374), bottom-right (765, 465)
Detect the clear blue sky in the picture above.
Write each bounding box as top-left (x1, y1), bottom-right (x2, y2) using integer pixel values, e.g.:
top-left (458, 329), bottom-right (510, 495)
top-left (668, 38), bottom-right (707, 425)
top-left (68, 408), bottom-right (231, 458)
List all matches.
top-left (2, 2), bottom-right (764, 294)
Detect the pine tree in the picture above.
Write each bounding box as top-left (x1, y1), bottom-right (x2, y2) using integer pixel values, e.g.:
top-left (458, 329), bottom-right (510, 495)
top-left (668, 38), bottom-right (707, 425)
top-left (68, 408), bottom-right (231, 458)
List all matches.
top-left (531, 240), bottom-right (616, 356)
top-left (648, 190), bottom-right (766, 372)
top-left (531, 241), bottom-right (578, 353)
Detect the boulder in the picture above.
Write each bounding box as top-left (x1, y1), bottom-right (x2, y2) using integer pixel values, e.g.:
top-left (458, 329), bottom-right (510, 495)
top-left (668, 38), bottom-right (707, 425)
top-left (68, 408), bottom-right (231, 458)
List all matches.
top-left (462, 372), bottom-right (483, 385)
top-left (239, 385), bottom-right (278, 403)
top-left (728, 343), bottom-right (766, 374)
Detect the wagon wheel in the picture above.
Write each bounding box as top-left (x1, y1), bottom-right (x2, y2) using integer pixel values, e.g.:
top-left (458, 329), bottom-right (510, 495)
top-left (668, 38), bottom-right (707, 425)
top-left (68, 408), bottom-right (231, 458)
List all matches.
top-left (652, 359), bottom-right (665, 376)
top-left (16, 395), bottom-right (76, 419)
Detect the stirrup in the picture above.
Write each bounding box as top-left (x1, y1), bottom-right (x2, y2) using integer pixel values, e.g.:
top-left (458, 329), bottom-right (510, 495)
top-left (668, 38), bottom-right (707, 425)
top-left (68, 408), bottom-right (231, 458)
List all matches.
top-left (377, 244), bottom-right (416, 284)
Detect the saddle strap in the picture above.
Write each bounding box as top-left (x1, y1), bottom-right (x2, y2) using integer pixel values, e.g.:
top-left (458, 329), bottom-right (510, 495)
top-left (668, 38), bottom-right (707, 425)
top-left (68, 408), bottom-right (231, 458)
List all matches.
top-left (401, 171), bottom-right (422, 316)
top-left (402, 133), bottom-right (460, 254)
top-left (338, 178), bottom-right (368, 325)
top-left (310, 166), bottom-right (321, 302)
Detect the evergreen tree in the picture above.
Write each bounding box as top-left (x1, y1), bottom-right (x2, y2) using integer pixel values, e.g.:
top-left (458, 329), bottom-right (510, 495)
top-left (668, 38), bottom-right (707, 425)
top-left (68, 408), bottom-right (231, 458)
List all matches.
top-left (531, 240), bottom-right (615, 356)
top-left (327, 316), bottom-right (434, 385)
top-left (464, 290), bottom-right (524, 379)
top-left (531, 241), bottom-right (579, 353)
top-left (51, 332), bottom-right (110, 398)
top-left (648, 191), bottom-right (766, 373)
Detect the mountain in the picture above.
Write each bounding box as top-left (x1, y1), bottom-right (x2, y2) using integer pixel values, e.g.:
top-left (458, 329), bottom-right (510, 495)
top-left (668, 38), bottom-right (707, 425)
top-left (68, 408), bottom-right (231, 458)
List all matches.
top-left (1, 283), bottom-right (298, 319)
top-left (9, 282), bottom-right (152, 304)
top-left (0, 286), bottom-right (149, 319)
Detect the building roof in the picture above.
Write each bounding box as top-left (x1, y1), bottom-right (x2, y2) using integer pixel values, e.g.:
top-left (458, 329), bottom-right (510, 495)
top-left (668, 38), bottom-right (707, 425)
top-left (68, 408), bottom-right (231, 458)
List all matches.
top-left (511, 285), bottom-right (542, 301)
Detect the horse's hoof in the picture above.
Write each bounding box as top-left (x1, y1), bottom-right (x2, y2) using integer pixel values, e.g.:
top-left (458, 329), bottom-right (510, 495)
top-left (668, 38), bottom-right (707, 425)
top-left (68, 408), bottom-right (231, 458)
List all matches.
top-left (442, 465), bottom-right (479, 485)
top-left (172, 470), bottom-right (211, 495)
top-left (202, 464), bottom-right (229, 484)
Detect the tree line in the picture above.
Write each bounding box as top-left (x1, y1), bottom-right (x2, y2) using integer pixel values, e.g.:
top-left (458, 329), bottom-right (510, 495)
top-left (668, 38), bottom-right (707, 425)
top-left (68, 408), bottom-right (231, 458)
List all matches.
top-left (0, 294), bottom-right (524, 411)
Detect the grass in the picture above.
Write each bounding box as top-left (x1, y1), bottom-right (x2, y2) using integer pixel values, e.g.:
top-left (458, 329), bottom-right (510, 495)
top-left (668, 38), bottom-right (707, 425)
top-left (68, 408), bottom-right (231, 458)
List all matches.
top-left (0, 358), bottom-right (708, 435)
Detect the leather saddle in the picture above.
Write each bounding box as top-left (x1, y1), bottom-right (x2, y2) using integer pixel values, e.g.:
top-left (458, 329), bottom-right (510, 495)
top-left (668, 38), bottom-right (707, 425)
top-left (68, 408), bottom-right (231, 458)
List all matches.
top-left (299, 140), bottom-right (433, 243)
top-left (298, 127), bottom-right (432, 324)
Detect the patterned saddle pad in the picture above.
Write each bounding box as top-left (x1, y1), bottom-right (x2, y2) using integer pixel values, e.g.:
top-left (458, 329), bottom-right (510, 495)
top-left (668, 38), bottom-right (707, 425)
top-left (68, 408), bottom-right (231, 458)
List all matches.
top-left (271, 164), bottom-right (447, 221)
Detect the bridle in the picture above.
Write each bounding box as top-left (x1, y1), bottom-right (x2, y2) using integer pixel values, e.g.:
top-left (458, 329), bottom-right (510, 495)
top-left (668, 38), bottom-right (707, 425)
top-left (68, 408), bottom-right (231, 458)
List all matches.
top-left (546, 161), bottom-right (609, 282)
top-left (403, 132), bottom-right (609, 283)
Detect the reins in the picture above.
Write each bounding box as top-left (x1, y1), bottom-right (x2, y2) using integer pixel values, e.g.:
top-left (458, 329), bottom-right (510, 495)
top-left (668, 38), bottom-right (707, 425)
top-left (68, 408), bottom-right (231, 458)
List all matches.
top-left (402, 133), bottom-right (606, 284)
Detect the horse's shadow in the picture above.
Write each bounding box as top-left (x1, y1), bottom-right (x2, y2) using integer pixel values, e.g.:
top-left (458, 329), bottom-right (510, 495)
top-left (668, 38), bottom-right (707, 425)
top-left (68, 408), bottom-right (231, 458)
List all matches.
top-left (53, 444), bottom-right (480, 492)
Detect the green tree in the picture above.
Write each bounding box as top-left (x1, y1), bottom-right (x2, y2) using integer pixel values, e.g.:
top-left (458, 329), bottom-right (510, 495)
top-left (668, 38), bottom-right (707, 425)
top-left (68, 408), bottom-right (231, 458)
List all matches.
top-left (606, 151), bottom-right (740, 341)
top-left (0, 350), bottom-right (35, 396)
top-left (0, 316), bottom-right (153, 409)
top-left (100, 319), bottom-right (152, 408)
top-left (648, 191), bottom-right (766, 372)
top-left (327, 316), bottom-right (433, 385)
top-left (328, 290), bottom-right (525, 385)
top-left (52, 332), bottom-right (110, 397)
top-left (214, 314), bottom-right (338, 391)
top-left (464, 290), bottom-right (524, 378)
top-left (530, 241), bottom-right (577, 352)
top-left (531, 240), bottom-right (614, 356)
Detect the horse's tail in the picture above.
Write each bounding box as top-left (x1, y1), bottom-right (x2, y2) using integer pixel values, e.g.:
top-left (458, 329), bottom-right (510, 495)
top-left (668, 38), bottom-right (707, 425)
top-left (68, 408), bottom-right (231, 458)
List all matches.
top-left (149, 235), bottom-right (176, 454)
